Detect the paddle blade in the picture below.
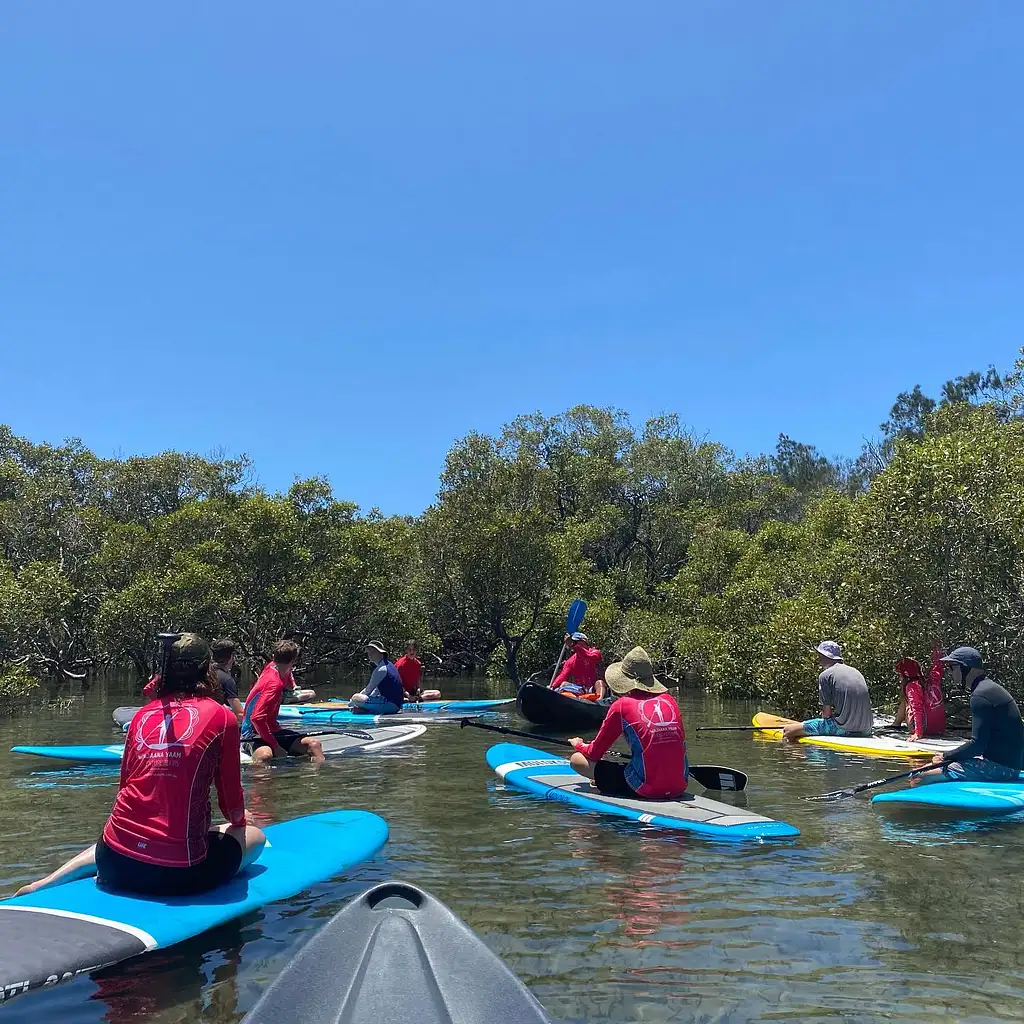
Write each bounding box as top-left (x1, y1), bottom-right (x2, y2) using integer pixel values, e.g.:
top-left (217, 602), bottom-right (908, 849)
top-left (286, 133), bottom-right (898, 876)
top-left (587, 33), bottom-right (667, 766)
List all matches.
top-left (689, 764), bottom-right (748, 792)
top-left (566, 600), bottom-right (587, 635)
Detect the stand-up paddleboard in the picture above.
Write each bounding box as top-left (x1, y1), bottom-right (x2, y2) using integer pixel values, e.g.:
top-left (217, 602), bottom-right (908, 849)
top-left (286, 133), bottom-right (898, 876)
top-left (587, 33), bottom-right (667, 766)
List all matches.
top-left (114, 705), bottom-right (480, 728)
top-left (753, 713), bottom-right (961, 759)
top-left (241, 881), bottom-right (552, 1024)
top-left (320, 698), bottom-right (514, 712)
top-left (873, 781), bottom-right (1024, 817)
top-left (487, 743), bottom-right (799, 842)
top-left (0, 809), bottom-right (388, 1004)
top-left (13, 725), bottom-right (426, 766)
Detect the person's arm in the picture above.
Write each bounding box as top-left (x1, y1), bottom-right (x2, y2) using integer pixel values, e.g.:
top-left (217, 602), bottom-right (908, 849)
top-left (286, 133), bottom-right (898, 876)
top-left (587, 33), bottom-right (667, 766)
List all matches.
top-left (142, 675), bottom-right (159, 700)
top-left (907, 682), bottom-right (926, 739)
top-left (573, 703), bottom-right (623, 762)
top-left (929, 646), bottom-right (944, 690)
top-left (944, 693), bottom-right (990, 762)
top-left (818, 672), bottom-right (834, 718)
top-left (229, 698), bottom-right (244, 720)
top-left (551, 654), bottom-right (575, 689)
top-left (249, 687), bottom-right (280, 749)
top-left (215, 713), bottom-right (247, 828)
top-left (359, 663), bottom-right (387, 698)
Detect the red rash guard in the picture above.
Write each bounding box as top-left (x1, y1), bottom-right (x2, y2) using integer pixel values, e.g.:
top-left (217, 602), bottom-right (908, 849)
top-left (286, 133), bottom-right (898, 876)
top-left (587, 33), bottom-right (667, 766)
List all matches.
top-left (574, 693), bottom-right (688, 799)
top-left (103, 696), bottom-right (245, 867)
top-left (142, 674), bottom-right (159, 700)
top-left (551, 646), bottom-right (602, 692)
top-left (905, 679), bottom-right (927, 737)
top-left (394, 655), bottom-right (422, 696)
top-left (240, 663), bottom-right (292, 745)
top-left (924, 647), bottom-right (947, 735)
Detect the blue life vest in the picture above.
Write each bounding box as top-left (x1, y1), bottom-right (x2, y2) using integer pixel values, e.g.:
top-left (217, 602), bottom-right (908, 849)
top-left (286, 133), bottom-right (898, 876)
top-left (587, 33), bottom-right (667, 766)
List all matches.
top-left (379, 660), bottom-right (404, 707)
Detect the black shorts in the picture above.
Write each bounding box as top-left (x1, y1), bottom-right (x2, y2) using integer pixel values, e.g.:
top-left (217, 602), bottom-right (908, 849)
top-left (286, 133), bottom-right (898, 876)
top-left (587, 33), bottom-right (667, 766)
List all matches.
top-left (243, 729), bottom-right (308, 755)
top-left (593, 758), bottom-right (639, 799)
top-left (95, 833), bottom-right (243, 897)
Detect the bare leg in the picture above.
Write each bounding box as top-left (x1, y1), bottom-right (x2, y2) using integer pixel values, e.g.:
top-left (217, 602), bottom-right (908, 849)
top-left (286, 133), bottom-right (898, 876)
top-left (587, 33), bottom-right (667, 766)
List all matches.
top-left (213, 822), bottom-right (267, 870)
top-left (782, 723), bottom-right (807, 743)
top-left (293, 736), bottom-right (325, 765)
top-left (15, 844), bottom-right (97, 897)
top-left (569, 752), bottom-right (596, 780)
top-left (420, 689), bottom-right (442, 701)
top-left (249, 743), bottom-right (275, 763)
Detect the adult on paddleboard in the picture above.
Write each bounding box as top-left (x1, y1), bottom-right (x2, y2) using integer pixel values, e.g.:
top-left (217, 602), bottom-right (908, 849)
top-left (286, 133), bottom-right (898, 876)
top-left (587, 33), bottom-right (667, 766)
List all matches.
top-left (395, 640), bottom-right (441, 703)
top-left (16, 633), bottom-right (266, 898)
top-left (551, 633), bottom-right (605, 698)
top-left (782, 640), bottom-right (873, 743)
top-left (349, 641), bottom-right (404, 715)
top-left (211, 638), bottom-right (245, 721)
top-left (926, 646), bottom-right (1023, 782)
top-left (891, 647), bottom-right (946, 739)
top-left (241, 640), bottom-right (325, 763)
top-left (567, 646), bottom-right (687, 799)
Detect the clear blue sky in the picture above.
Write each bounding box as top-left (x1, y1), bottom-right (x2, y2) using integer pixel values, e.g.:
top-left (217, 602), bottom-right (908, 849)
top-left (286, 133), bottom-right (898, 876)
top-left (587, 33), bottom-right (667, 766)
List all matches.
top-left (3, 2), bottom-right (1022, 515)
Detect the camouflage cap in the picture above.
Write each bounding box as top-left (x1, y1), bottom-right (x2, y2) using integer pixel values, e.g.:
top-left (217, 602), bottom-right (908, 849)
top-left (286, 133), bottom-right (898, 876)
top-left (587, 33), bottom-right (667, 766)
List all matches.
top-left (170, 632), bottom-right (211, 665)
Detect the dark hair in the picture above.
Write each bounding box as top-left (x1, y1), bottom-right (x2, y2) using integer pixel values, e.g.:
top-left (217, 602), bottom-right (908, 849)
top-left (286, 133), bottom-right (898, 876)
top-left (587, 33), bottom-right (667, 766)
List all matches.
top-left (156, 657), bottom-right (220, 699)
top-left (210, 638), bottom-right (236, 663)
top-left (405, 639), bottom-right (417, 649)
top-left (272, 639), bottom-right (301, 665)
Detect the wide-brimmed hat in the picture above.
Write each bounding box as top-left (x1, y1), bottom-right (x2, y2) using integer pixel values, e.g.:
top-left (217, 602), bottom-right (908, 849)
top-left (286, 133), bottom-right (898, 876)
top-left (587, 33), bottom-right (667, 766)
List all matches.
top-left (811, 640), bottom-right (843, 662)
top-left (364, 640), bottom-right (387, 656)
top-left (604, 646), bottom-right (667, 695)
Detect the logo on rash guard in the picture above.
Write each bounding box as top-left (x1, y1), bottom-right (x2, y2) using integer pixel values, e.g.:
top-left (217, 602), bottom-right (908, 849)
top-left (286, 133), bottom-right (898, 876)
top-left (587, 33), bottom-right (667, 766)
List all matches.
top-left (639, 696), bottom-right (678, 731)
top-left (136, 706), bottom-right (200, 751)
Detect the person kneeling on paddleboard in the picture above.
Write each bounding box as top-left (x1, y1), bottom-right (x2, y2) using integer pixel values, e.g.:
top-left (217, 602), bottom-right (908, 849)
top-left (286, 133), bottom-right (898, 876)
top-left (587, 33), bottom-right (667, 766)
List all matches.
top-left (551, 633), bottom-right (604, 698)
top-left (242, 640), bottom-right (325, 763)
top-left (16, 633), bottom-right (266, 898)
top-left (782, 641), bottom-right (873, 743)
top-left (567, 646), bottom-right (687, 799)
top-left (891, 647), bottom-right (946, 739)
top-left (395, 640), bottom-right (441, 703)
top-left (349, 641), bottom-right (404, 715)
top-left (925, 647), bottom-right (1023, 782)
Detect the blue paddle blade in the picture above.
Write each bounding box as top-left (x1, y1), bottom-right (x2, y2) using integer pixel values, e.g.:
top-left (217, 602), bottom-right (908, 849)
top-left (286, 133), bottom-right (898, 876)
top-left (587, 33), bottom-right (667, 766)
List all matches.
top-left (565, 600), bottom-right (587, 634)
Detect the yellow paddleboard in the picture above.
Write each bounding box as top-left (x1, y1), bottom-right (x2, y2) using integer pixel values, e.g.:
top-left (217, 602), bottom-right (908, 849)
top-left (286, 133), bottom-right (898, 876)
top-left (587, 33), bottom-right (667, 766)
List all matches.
top-left (752, 713), bottom-right (959, 759)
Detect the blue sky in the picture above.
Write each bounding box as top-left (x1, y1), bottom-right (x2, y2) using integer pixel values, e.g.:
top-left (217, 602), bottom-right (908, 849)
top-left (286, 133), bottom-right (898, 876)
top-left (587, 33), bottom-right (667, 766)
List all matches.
top-left (2, 2), bottom-right (1022, 515)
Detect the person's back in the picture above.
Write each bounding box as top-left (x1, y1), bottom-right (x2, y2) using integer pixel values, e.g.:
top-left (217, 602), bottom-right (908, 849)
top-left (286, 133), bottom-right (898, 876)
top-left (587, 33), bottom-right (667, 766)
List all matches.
top-left (106, 696), bottom-right (242, 866)
top-left (818, 662), bottom-right (873, 736)
top-left (970, 676), bottom-right (1024, 770)
top-left (613, 692), bottom-right (687, 798)
top-left (923, 651), bottom-right (946, 735)
top-left (241, 662), bottom-right (287, 741)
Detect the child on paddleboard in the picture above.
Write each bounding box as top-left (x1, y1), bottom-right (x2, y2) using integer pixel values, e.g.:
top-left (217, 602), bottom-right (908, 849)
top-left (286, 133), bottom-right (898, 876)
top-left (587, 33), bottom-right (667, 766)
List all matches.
top-left (567, 646), bottom-right (687, 799)
top-left (892, 647), bottom-right (947, 738)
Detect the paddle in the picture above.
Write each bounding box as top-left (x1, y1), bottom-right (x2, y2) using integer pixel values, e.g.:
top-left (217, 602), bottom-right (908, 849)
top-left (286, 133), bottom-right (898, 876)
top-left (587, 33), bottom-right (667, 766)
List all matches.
top-left (809, 759), bottom-right (953, 802)
top-left (546, 600), bottom-right (588, 688)
top-left (459, 718), bottom-right (747, 792)
top-left (695, 726), bottom-right (780, 732)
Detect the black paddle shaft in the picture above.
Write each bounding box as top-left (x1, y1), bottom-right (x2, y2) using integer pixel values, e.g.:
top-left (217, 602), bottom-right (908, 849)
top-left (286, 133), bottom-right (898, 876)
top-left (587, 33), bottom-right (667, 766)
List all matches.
top-left (459, 718), bottom-right (748, 792)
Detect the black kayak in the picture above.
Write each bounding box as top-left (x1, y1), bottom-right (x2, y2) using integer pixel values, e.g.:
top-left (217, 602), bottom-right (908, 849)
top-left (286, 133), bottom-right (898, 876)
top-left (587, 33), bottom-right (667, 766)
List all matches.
top-left (241, 881), bottom-right (552, 1024)
top-left (516, 682), bottom-right (610, 731)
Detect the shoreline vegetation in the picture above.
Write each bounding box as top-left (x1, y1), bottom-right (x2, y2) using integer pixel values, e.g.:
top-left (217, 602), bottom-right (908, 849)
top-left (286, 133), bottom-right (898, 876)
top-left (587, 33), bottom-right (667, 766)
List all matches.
top-left (3, 349), bottom-right (1023, 716)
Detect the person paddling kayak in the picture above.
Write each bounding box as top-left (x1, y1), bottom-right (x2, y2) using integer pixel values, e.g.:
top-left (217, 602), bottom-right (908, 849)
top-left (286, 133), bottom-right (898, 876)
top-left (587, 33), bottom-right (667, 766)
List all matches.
top-left (551, 633), bottom-right (604, 697)
top-left (891, 647), bottom-right (946, 738)
top-left (927, 647), bottom-right (1023, 782)
top-left (567, 646), bottom-right (687, 799)
top-left (16, 633), bottom-right (265, 897)
top-left (349, 641), bottom-right (405, 715)
top-left (395, 640), bottom-right (441, 703)
top-left (241, 641), bottom-right (325, 763)
top-left (782, 641), bottom-right (873, 742)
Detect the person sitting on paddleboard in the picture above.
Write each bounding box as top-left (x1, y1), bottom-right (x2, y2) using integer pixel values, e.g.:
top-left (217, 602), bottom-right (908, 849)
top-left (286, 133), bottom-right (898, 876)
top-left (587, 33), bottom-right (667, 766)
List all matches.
top-left (395, 640), bottom-right (441, 703)
top-left (891, 647), bottom-right (946, 738)
top-left (551, 633), bottom-right (604, 698)
top-left (782, 641), bottom-right (873, 742)
top-left (926, 646), bottom-right (1023, 782)
top-left (211, 638), bottom-right (245, 721)
top-left (349, 641), bottom-right (405, 715)
top-left (567, 646), bottom-right (687, 799)
top-left (241, 640), bottom-right (325, 763)
top-left (16, 633), bottom-right (266, 898)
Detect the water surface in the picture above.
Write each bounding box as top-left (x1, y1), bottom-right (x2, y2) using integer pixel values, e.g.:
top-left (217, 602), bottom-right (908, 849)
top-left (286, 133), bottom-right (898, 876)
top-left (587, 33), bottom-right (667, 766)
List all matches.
top-left (2, 677), bottom-right (1022, 1022)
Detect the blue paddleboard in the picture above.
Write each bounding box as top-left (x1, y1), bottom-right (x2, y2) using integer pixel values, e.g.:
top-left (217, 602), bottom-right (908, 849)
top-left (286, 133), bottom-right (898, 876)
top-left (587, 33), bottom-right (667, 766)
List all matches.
top-left (872, 781), bottom-right (1024, 816)
top-left (275, 707), bottom-right (488, 725)
top-left (0, 809), bottom-right (388, 1003)
top-left (324, 698), bottom-right (513, 712)
top-left (487, 743), bottom-right (799, 842)
top-left (12, 745), bottom-right (127, 765)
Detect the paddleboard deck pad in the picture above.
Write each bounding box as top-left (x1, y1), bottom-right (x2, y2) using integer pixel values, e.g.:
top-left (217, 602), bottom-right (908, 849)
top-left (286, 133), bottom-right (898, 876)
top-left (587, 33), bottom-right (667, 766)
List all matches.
top-left (114, 705), bottom-right (473, 727)
top-left (241, 881), bottom-right (551, 1024)
top-left (14, 725), bottom-right (425, 766)
top-left (753, 713), bottom-right (961, 759)
top-left (873, 781), bottom-right (1024, 816)
top-left (487, 743), bottom-right (798, 842)
top-left (0, 809), bottom-right (388, 1004)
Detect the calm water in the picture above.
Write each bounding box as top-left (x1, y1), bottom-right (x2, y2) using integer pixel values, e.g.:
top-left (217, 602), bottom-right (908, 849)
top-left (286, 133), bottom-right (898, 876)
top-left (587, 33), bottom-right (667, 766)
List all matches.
top-left (2, 676), bottom-right (1024, 1022)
